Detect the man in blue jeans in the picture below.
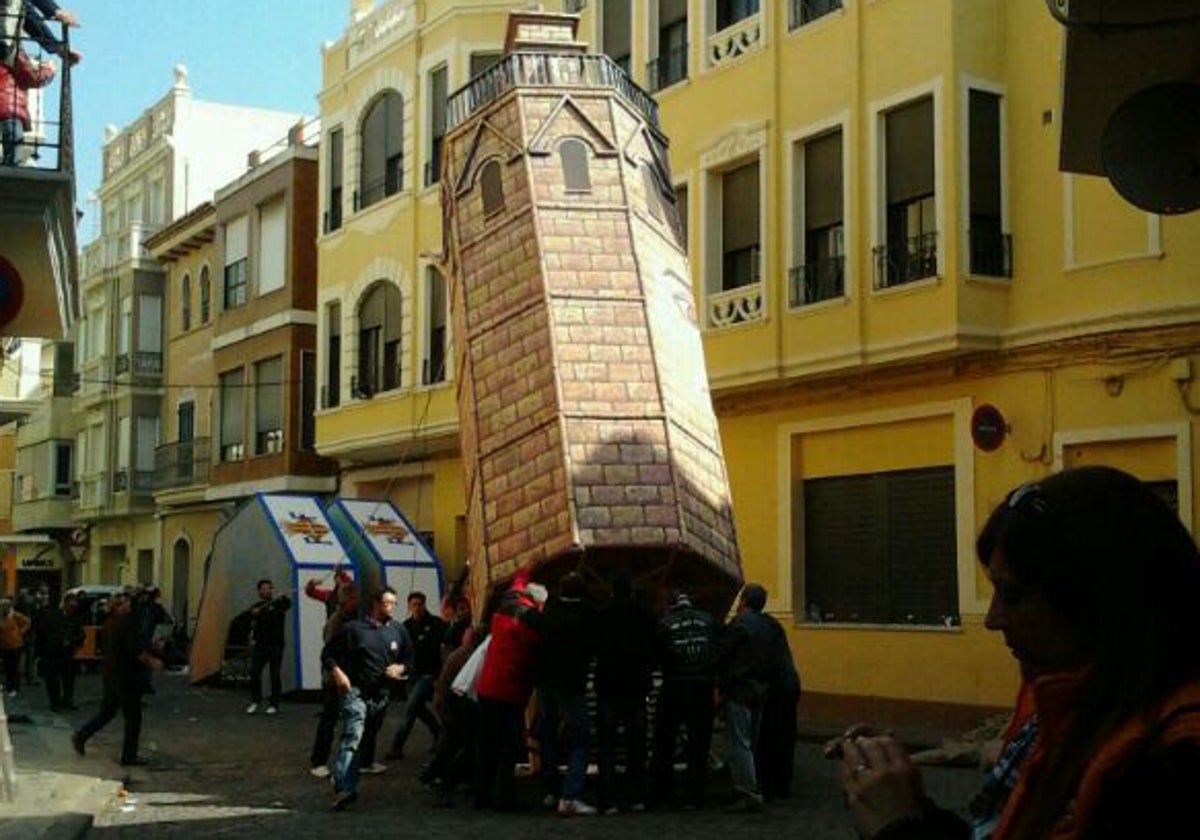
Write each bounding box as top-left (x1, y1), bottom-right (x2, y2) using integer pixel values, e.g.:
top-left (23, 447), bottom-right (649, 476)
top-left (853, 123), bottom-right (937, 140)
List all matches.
top-left (387, 590), bottom-right (444, 759)
top-left (323, 586), bottom-right (413, 812)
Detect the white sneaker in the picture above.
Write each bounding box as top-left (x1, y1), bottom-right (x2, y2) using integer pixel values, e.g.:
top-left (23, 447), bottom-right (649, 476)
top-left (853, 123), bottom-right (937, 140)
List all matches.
top-left (603, 806), bottom-right (620, 816)
top-left (309, 765), bottom-right (331, 778)
top-left (266, 706), bottom-right (278, 715)
top-left (360, 762), bottom-right (387, 774)
top-left (246, 703), bottom-right (258, 714)
top-left (558, 799), bottom-right (597, 816)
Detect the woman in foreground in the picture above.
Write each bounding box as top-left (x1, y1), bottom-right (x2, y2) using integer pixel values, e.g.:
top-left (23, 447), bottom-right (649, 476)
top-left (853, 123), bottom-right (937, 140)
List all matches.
top-left (832, 466), bottom-right (1200, 839)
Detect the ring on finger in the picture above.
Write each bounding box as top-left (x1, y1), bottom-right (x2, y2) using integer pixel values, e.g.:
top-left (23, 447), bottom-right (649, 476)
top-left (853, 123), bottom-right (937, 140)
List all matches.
top-left (854, 763), bottom-right (869, 776)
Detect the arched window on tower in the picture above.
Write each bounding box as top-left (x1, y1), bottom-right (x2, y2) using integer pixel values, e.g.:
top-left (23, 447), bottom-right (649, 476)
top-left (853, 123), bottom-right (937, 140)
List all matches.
top-left (359, 91), bottom-right (404, 209)
top-left (181, 273), bottom-right (192, 331)
top-left (481, 160), bottom-right (505, 217)
top-left (560, 139), bottom-right (592, 192)
top-left (199, 266), bottom-right (211, 324)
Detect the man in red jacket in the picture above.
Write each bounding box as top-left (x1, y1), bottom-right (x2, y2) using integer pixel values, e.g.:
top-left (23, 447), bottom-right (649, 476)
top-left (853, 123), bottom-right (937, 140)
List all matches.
top-left (473, 568), bottom-right (543, 811)
top-left (0, 47), bottom-right (55, 166)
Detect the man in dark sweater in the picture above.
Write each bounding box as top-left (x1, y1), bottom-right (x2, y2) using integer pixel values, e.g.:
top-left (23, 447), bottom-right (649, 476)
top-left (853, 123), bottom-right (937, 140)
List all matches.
top-left (323, 586), bottom-right (414, 811)
top-left (387, 590), bottom-right (445, 759)
top-left (245, 579), bottom-right (291, 715)
top-left (34, 592), bottom-right (85, 711)
top-left (717, 583), bottom-right (790, 813)
top-left (72, 593), bottom-right (161, 765)
top-left (650, 589), bottom-right (719, 810)
top-left (533, 571), bottom-right (597, 816)
top-left (596, 569), bottom-right (657, 813)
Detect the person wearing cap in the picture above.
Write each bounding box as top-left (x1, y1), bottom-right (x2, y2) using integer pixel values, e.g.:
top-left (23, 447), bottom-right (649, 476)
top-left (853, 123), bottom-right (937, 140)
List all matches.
top-left (716, 583), bottom-right (791, 813)
top-left (650, 588), bottom-right (718, 810)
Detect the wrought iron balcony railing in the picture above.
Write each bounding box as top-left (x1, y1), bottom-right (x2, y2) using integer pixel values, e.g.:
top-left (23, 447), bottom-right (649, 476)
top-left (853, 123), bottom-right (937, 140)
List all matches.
top-left (154, 438), bottom-right (211, 490)
top-left (789, 0), bottom-right (843, 31)
top-left (447, 52), bottom-right (659, 132)
top-left (647, 43), bottom-right (688, 92)
top-left (789, 256), bottom-right (845, 307)
top-left (113, 468), bottom-right (155, 495)
top-left (873, 233), bottom-right (939, 289)
top-left (969, 229), bottom-right (1013, 278)
top-left (114, 351), bottom-right (162, 377)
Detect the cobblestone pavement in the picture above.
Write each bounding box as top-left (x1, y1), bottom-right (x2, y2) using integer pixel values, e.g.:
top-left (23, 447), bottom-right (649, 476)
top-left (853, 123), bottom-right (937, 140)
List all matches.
top-left (7, 671), bottom-right (981, 838)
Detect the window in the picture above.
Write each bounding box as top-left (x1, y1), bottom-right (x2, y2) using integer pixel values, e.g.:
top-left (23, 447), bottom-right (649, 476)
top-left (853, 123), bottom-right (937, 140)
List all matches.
top-left (301, 351), bottom-right (316, 450)
top-left (54, 443), bottom-right (72, 497)
top-left (601, 0), bottom-right (632, 74)
top-left (426, 66), bottom-right (448, 187)
top-left (224, 215), bottom-right (249, 308)
top-left (481, 160), bottom-right (505, 216)
top-left (649, 0), bottom-right (688, 92)
top-left (879, 97), bottom-right (937, 288)
top-left (357, 282), bottom-right (402, 396)
top-left (642, 164), bottom-right (665, 222)
top-left (148, 176), bottom-right (165, 225)
top-left (257, 197), bottom-right (287, 296)
top-left (789, 0), bottom-right (842, 31)
top-left (219, 368), bottom-right (245, 462)
top-left (968, 90), bottom-right (1009, 277)
top-left (326, 302), bottom-right (341, 408)
top-left (119, 296), bottom-right (132, 356)
top-left (675, 183), bottom-right (688, 246)
top-left (254, 356), bottom-right (284, 455)
top-left (802, 467), bottom-right (958, 625)
top-left (359, 91), bottom-right (404, 209)
top-left (181, 274), bottom-right (192, 331)
top-left (424, 267), bottom-right (447, 385)
top-left (199, 266), bottom-right (211, 323)
top-left (717, 0), bottom-right (760, 31)
top-left (470, 51), bottom-right (502, 78)
top-left (722, 160), bottom-right (761, 290)
top-left (793, 129), bottom-right (845, 306)
top-left (137, 295), bottom-right (162, 355)
top-left (327, 127), bottom-right (344, 232)
top-left (560, 139), bottom-right (591, 192)
top-left (136, 416), bottom-right (159, 485)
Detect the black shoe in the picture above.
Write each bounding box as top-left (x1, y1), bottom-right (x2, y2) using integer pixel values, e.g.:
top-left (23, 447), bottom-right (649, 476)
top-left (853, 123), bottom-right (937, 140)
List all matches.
top-left (120, 757), bottom-right (151, 767)
top-left (331, 790), bottom-right (358, 812)
top-left (385, 749), bottom-right (404, 761)
top-left (723, 796), bottom-right (763, 814)
top-left (70, 732), bottom-right (85, 756)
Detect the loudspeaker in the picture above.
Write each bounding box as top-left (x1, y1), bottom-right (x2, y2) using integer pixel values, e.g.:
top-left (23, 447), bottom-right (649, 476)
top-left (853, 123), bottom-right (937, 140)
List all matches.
top-left (1102, 81), bottom-right (1200, 215)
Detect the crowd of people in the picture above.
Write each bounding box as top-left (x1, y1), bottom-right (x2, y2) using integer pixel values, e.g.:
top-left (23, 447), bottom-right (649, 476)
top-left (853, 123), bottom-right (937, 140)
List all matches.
top-left (0, 585), bottom-right (90, 709)
top-left (300, 567), bottom-right (800, 817)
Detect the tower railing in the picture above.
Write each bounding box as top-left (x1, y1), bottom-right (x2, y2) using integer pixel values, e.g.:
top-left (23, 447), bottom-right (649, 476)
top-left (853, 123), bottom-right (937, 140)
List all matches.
top-left (447, 52), bottom-right (660, 132)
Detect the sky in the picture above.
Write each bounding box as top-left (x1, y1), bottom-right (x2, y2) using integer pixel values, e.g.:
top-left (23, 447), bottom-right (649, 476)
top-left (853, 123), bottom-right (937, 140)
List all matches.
top-left (69, 0), bottom-right (350, 239)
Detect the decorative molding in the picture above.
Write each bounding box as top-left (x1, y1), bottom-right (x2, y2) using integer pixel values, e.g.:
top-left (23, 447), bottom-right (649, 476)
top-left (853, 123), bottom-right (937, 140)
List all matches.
top-left (707, 12), bottom-right (764, 69)
top-left (699, 122), bottom-right (768, 170)
top-left (527, 94), bottom-right (619, 157)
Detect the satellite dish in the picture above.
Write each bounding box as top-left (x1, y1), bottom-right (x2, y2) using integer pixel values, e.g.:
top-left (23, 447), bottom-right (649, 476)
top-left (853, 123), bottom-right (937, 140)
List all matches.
top-left (1102, 82), bottom-right (1200, 215)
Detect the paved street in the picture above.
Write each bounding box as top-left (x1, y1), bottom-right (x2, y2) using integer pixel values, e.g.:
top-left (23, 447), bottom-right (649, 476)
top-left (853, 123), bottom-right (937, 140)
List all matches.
top-left (6, 671), bottom-right (980, 838)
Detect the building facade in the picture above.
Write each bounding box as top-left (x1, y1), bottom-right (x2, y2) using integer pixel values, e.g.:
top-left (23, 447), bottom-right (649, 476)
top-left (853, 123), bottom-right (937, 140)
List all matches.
top-left (146, 126), bottom-right (336, 634)
top-left (18, 66), bottom-right (303, 594)
top-left (311, 0), bottom-right (1198, 718)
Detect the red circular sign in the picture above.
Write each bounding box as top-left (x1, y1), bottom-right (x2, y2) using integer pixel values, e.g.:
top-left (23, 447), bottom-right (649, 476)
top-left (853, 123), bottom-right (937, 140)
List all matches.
top-left (971, 404), bottom-right (1007, 452)
top-left (0, 256), bottom-right (25, 331)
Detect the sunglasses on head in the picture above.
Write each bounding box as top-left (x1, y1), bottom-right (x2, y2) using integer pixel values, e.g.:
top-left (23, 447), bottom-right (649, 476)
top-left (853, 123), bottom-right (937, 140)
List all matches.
top-left (1007, 482), bottom-right (1050, 515)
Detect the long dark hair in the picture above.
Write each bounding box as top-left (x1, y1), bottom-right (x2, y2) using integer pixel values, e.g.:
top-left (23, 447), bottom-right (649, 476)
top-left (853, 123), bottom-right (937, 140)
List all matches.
top-left (977, 466), bottom-right (1200, 839)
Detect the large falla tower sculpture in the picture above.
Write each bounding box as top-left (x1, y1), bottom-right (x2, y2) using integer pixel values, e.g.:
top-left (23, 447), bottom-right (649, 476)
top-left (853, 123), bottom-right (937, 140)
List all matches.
top-left (442, 11), bottom-right (742, 613)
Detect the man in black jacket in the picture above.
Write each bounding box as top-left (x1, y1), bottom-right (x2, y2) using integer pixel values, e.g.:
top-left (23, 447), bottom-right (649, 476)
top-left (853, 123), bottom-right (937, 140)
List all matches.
top-left (650, 589), bottom-right (718, 810)
top-left (387, 590), bottom-right (444, 759)
top-left (245, 579), bottom-right (291, 715)
top-left (596, 569), bottom-right (657, 813)
top-left (323, 586), bottom-right (413, 811)
top-left (717, 583), bottom-right (789, 813)
top-left (533, 571), bottom-right (597, 816)
top-left (35, 592), bottom-right (84, 711)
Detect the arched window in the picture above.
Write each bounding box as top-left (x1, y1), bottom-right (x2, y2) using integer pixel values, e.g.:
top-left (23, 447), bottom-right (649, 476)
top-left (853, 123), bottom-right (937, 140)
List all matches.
top-left (560, 139), bottom-right (592, 192)
top-left (181, 273), bottom-right (192, 331)
top-left (423, 267), bottom-right (447, 385)
top-left (357, 281), bottom-right (403, 396)
top-left (199, 266), bottom-right (211, 324)
top-left (481, 160), bottom-right (505, 217)
top-left (359, 91), bottom-right (404, 209)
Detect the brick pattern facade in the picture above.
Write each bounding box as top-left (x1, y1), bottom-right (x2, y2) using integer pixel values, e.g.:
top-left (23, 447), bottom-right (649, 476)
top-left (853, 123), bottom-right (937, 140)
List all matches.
top-left (445, 28), bottom-right (741, 611)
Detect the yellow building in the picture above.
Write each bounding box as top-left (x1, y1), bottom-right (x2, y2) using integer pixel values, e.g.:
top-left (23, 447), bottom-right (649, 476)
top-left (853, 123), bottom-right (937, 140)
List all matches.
top-left (317, 0), bottom-right (1200, 721)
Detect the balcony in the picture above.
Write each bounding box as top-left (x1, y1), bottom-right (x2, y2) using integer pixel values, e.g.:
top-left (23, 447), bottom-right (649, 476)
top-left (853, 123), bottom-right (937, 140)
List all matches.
top-left (355, 162), bottom-right (403, 211)
top-left (708, 282), bottom-right (765, 329)
top-left (873, 233), bottom-right (939, 290)
top-left (154, 438), bottom-right (211, 491)
top-left (647, 44), bottom-right (688, 92)
top-left (789, 256), bottom-right (845, 307)
top-left (82, 221), bottom-right (163, 281)
top-left (969, 229), bottom-right (1013, 279)
top-left (114, 351), bottom-right (163, 377)
top-left (12, 492), bottom-right (75, 532)
top-left (447, 52), bottom-right (659, 132)
top-left (113, 468), bottom-right (155, 495)
top-left (789, 0), bottom-right (843, 31)
top-left (707, 11), bottom-right (763, 70)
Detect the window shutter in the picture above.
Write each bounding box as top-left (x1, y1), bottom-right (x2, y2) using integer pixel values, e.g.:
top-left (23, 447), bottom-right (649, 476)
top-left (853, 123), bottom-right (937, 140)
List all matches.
top-left (886, 97), bottom-right (935, 204)
top-left (805, 130), bottom-right (843, 231)
top-left (884, 467), bottom-right (957, 624)
top-left (258, 198), bottom-right (287, 295)
top-left (137, 295), bottom-right (161, 352)
top-left (225, 215), bottom-right (249, 265)
top-left (722, 161), bottom-right (760, 252)
top-left (255, 356), bottom-right (284, 437)
top-left (803, 475), bottom-right (886, 623)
